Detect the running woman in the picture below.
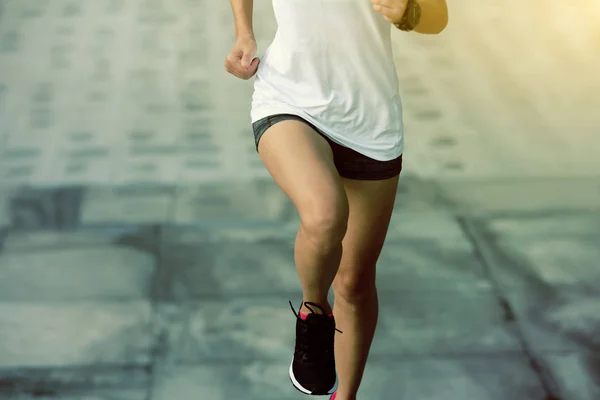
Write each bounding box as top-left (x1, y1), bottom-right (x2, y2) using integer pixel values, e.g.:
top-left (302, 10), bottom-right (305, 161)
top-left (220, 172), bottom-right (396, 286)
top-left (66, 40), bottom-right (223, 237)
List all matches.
top-left (225, 1), bottom-right (448, 399)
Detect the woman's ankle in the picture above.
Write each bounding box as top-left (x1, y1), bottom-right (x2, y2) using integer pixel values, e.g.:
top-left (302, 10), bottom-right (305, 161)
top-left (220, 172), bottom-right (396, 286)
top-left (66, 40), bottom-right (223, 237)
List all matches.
top-left (332, 392), bottom-right (356, 400)
top-left (300, 299), bottom-right (332, 315)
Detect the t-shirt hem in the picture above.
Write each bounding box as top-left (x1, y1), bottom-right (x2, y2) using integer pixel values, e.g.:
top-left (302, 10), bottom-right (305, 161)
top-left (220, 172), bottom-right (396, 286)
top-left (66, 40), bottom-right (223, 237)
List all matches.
top-left (251, 104), bottom-right (404, 162)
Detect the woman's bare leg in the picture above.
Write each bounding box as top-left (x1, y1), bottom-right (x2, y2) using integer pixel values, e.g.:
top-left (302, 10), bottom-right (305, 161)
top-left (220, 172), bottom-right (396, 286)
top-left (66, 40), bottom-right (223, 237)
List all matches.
top-left (332, 175), bottom-right (400, 400)
top-left (258, 120), bottom-right (349, 315)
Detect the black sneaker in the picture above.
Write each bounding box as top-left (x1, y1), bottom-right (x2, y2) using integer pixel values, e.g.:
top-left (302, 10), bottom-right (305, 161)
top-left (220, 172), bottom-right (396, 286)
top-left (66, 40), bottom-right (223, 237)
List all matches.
top-left (288, 300), bottom-right (342, 396)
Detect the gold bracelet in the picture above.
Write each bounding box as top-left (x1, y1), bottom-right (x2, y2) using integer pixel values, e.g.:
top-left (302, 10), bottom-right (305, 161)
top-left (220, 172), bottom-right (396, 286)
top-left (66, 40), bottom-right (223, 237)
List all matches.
top-left (394, 21), bottom-right (412, 32)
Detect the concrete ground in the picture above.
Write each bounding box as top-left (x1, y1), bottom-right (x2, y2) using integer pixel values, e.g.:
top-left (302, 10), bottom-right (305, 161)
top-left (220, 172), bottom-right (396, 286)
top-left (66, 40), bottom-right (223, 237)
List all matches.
top-left (0, 0), bottom-right (599, 399)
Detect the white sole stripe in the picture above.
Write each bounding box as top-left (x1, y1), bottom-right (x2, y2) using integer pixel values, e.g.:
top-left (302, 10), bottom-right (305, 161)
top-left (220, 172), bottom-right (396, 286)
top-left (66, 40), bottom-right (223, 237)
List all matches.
top-left (289, 359), bottom-right (338, 395)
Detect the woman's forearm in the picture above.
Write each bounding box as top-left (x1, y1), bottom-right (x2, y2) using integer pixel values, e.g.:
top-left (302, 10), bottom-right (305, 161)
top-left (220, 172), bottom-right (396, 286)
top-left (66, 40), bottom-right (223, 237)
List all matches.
top-left (414, 0), bottom-right (448, 34)
top-left (229, 0), bottom-right (255, 39)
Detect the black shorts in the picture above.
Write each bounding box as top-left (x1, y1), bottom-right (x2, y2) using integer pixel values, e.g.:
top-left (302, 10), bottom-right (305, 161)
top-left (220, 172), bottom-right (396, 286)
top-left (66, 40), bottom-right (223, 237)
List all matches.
top-left (252, 114), bottom-right (403, 181)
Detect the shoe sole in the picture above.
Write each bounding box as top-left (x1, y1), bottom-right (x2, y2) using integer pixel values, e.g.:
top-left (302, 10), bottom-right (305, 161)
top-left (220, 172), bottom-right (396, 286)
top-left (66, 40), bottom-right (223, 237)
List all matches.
top-left (289, 359), bottom-right (338, 396)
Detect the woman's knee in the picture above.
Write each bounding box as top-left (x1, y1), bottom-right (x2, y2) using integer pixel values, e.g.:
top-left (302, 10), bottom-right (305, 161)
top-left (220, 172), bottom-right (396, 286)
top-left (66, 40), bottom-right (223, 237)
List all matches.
top-left (333, 266), bottom-right (377, 303)
top-left (299, 191), bottom-right (349, 247)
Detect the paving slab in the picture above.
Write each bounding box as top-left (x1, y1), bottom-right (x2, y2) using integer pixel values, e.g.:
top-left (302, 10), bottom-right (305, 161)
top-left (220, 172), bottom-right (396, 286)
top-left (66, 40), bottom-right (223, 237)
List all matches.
top-left (171, 179), bottom-right (290, 226)
top-left (463, 213), bottom-right (600, 356)
top-left (158, 208), bottom-right (487, 299)
top-left (543, 352), bottom-right (600, 400)
top-left (386, 210), bottom-right (468, 242)
top-left (371, 290), bottom-right (521, 357)
top-left (1, 187), bottom-right (86, 231)
top-left (506, 288), bottom-right (600, 355)
top-left (0, 185), bottom-right (176, 227)
top-left (360, 356), bottom-right (546, 400)
top-left (0, 224), bottom-right (157, 253)
top-left (0, 239), bottom-right (156, 302)
top-left (0, 301), bottom-right (153, 369)
top-left (438, 178), bottom-right (600, 214)
top-left (79, 186), bottom-right (176, 225)
top-left (158, 232), bottom-right (490, 299)
top-left (154, 300), bottom-right (299, 364)
top-left (467, 212), bottom-right (600, 291)
top-left (0, 186), bottom-right (15, 230)
top-left (4, 388), bottom-right (147, 400)
top-left (473, 227), bottom-right (600, 290)
top-left (155, 287), bottom-right (520, 365)
top-left (158, 226), bottom-right (300, 299)
top-left (149, 355), bottom-right (545, 400)
top-left (0, 364), bottom-right (149, 397)
top-left (392, 176), bottom-right (452, 213)
top-left (376, 237), bottom-right (490, 292)
top-left (484, 213), bottom-right (600, 239)
top-left (0, 223), bottom-right (158, 386)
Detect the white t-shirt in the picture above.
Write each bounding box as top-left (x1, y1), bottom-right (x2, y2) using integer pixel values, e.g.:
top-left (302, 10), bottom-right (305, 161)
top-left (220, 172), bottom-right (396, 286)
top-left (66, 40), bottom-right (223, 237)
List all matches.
top-left (251, 0), bottom-right (404, 161)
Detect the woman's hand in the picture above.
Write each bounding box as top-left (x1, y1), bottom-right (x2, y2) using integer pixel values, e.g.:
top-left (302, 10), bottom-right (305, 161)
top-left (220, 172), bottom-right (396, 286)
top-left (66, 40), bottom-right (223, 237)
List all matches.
top-left (373, 0), bottom-right (449, 34)
top-left (224, 35), bottom-right (260, 80)
top-left (371, 0), bottom-right (409, 24)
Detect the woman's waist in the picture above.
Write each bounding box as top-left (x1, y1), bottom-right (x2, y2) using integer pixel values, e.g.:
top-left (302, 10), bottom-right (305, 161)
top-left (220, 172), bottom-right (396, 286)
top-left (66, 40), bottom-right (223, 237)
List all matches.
top-left (257, 48), bottom-right (398, 96)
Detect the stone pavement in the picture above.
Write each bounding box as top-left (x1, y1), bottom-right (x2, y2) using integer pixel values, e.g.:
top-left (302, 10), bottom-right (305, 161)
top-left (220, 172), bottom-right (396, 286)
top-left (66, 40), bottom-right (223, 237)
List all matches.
top-left (1, 0), bottom-right (599, 399)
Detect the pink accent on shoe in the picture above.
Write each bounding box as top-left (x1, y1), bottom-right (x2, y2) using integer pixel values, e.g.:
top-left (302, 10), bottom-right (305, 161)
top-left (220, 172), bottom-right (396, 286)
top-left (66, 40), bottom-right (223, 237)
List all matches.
top-left (299, 312), bottom-right (334, 320)
top-left (330, 391), bottom-right (337, 400)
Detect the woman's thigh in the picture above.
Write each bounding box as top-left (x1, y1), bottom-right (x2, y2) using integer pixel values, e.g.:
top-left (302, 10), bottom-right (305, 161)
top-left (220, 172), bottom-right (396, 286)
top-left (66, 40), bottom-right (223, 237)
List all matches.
top-left (256, 117), bottom-right (348, 224)
top-left (333, 174), bottom-right (400, 295)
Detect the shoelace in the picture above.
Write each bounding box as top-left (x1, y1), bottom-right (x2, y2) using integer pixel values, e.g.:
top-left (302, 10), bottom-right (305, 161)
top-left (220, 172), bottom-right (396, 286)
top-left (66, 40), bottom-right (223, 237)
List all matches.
top-left (289, 300), bottom-right (343, 364)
